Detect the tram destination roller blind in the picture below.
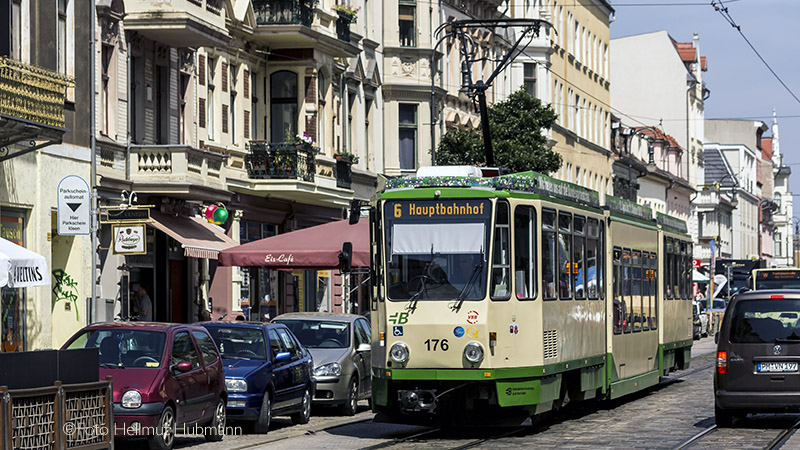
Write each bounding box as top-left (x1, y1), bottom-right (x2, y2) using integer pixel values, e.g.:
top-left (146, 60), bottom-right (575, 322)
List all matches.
top-left (392, 223), bottom-right (484, 255)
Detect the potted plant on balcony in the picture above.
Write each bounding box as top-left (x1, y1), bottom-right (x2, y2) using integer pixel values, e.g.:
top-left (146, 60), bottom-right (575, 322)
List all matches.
top-left (333, 3), bottom-right (359, 23)
top-left (334, 151), bottom-right (358, 164)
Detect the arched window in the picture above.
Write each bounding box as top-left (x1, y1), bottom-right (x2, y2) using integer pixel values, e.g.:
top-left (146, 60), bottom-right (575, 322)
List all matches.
top-left (270, 71), bottom-right (298, 142)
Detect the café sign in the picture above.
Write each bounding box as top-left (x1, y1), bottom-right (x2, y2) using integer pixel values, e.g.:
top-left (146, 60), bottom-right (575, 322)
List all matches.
top-left (112, 225), bottom-right (146, 255)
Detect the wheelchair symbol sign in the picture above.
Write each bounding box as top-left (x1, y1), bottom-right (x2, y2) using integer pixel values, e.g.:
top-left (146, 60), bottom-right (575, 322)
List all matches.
top-left (393, 326), bottom-right (404, 336)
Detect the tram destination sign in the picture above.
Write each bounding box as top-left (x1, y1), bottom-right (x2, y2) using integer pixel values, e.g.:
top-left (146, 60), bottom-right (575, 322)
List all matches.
top-left (656, 212), bottom-right (688, 234)
top-left (387, 199), bottom-right (491, 222)
top-left (605, 196), bottom-right (653, 222)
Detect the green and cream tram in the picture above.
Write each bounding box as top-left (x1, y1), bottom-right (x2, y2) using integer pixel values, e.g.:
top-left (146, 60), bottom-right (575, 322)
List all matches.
top-left (368, 168), bottom-right (693, 423)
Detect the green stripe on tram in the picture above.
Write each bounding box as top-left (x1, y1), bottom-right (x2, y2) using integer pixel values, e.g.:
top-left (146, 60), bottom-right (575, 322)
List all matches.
top-left (381, 354), bottom-right (607, 381)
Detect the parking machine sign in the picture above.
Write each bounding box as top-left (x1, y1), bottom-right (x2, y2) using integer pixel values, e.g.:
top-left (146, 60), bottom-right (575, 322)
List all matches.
top-left (57, 175), bottom-right (90, 235)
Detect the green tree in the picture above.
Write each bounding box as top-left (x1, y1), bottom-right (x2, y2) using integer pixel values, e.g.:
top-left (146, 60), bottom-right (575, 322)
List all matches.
top-left (434, 88), bottom-right (561, 174)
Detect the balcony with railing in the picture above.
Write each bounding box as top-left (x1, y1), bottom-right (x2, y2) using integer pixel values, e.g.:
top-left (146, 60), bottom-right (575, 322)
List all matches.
top-left (244, 141), bottom-right (316, 182)
top-left (0, 57), bottom-right (72, 159)
top-left (122, 0), bottom-right (229, 47)
top-left (130, 145), bottom-right (228, 201)
top-left (250, 0), bottom-right (360, 57)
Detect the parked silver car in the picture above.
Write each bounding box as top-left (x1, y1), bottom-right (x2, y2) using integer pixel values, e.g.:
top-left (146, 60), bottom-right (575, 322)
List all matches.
top-left (273, 313), bottom-right (371, 415)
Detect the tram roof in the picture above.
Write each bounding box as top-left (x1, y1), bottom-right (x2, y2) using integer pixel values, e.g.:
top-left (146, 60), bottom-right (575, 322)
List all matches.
top-left (384, 170), bottom-right (602, 209)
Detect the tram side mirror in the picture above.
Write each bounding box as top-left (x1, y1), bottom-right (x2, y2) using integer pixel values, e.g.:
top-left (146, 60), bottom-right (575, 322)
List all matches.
top-left (339, 242), bottom-right (353, 273)
top-left (349, 200), bottom-right (362, 224)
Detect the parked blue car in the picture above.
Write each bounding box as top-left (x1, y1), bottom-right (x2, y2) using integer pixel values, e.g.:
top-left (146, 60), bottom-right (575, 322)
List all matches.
top-left (201, 321), bottom-right (314, 434)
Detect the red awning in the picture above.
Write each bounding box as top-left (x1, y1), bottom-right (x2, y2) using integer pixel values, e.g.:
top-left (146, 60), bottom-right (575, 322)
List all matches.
top-left (218, 219), bottom-right (369, 269)
top-left (149, 211), bottom-right (239, 260)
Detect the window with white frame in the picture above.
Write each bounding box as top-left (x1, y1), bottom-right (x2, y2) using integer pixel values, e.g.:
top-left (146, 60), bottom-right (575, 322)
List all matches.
top-left (398, 103), bottom-right (417, 170)
top-left (399, 2), bottom-right (416, 47)
top-left (524, 63), bottom-right (536, 97)
top-left (230, 64), bottom-right (237, 145)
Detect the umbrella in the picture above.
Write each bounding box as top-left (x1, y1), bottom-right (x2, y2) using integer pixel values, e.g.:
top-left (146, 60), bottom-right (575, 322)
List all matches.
top-left (0, 237), bottom-right (51, 288)
top-left (693, 269), bottom-right (709, 284)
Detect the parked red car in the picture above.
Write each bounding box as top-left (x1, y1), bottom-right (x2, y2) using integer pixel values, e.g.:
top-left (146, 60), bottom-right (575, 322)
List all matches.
top-left (63, 322), bottom-right (227, 450)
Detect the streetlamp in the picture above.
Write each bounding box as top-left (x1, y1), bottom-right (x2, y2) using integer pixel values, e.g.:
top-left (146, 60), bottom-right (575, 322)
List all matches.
top-left (617, 126), bottom-right (666, 201)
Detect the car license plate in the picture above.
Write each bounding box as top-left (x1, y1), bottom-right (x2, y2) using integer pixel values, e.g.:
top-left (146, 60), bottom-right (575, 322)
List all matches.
top-left (757, 362), bottom-right (799, 373)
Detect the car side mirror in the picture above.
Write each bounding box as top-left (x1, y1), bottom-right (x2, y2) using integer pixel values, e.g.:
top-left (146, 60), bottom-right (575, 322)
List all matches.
top-left (174, 361), bottom-right (192, 373)
top-left (356, 343), bottom-right (371, 353)
top-left (714, 332), bottom-right (719, 345)
top-left (275, 352), bottom-right (291, 363)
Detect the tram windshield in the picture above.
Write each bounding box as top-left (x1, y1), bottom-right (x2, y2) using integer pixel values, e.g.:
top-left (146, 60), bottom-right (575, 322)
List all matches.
top-left (384, 199), bottom-right (491, 301)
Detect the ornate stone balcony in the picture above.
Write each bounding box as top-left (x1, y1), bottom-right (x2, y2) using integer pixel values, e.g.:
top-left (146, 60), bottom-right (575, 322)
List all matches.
top-left (122, 0), bottom-right (229, 48)
top-left (130, 145), bottom-right (229, 202)
top-left (0, 57), bottom-right (72, 156)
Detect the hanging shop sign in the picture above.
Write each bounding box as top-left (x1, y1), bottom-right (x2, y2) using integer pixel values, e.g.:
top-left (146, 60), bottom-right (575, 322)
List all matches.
top-left (100, 206), bottom-right (153, 225)
top-left (112, 225), bottom-right (147, 255)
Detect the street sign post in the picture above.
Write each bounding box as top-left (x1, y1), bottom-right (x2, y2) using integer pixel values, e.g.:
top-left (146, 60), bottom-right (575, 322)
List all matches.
top-left (57, 175), bottom-right (90, 235)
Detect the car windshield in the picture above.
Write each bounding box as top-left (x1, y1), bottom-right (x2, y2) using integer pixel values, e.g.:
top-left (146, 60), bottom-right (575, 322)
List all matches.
top-left (66, 329), bottom-right (166, 368)
top-left (277, 320), bottom-right (350, 349)
top-left (730, 299), bottom-right (800, 343)
top-left (383, 200), bottom-right (491, 301)
top-left (204, 326), bottom-right (267, 360)
top-left (713, 299), bottom-right (726, 310)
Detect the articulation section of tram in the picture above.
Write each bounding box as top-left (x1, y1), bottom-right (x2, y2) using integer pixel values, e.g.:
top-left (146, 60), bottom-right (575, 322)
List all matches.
top-left (367, 168), bottom-right (693, 424)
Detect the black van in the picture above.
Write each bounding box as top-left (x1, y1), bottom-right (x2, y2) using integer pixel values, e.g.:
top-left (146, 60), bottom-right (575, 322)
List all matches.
top-left (714, 290), bottom-right (800, 427)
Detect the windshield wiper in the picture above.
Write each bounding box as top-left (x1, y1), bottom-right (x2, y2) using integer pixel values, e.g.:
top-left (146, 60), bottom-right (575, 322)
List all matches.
top-left (451, 261), bottom-right (483, 313)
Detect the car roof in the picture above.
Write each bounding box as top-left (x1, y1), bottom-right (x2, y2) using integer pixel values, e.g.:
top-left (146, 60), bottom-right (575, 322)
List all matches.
top-left (732, 289), bottom-right (800, 300)
top-left (82, 322), bottom-right (200, 332)
top-left (199, 320), bottom-right (278, 329)
top-left (273, 312), bottom-right (363, 322)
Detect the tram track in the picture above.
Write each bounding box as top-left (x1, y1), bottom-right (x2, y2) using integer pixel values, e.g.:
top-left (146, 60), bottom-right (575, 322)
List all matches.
top-left (356, 426), bottom-right (528, 450)
top-left (763, 417), bottom-right (800, 450)
top-left (670, 417), bottom-right (800, 450)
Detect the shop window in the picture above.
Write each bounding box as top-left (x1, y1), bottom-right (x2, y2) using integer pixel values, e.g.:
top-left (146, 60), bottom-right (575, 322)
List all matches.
top-left (513, 205), bottom-right (537, 300)
top-left (491, 201), bottom-right (511, 300)
top-left (270, 71), bottom-right (298, 142)
top-left (558, 211), bottom-right (572, 300)
top-left (542, 209), bottom-right (557, 300)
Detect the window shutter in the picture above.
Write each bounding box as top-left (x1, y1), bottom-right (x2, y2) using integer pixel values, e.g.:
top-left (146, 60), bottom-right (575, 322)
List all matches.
top-left (199, 98), bottom-right (206, 128)
top-left (222, 104), bottom-right (228, 133)
top-left (243, 69), bottom-right (250, 98)
top-left (221, 62), bottom-right (228, 92)
top-left (198, 55), bottom-right (206, 86)
top-left (244, 111), bottom-right (250, 139)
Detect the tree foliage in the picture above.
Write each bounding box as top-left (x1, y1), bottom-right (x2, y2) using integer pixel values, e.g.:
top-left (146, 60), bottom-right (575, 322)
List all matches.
top-left (434, 88), bottom-right (561, 174)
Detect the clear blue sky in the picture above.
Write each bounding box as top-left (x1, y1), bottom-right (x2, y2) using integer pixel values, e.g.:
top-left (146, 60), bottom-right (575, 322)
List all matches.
top-left (609, 0), bottom-right (800, 203)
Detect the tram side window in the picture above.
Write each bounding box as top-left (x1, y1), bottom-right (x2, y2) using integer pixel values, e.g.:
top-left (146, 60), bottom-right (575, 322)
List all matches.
top-left (622, 249), bottom-right (633, 333)
top-left (513, 206), bottom-right (537, 300)
top-left (491, 201), bottom-right (511, 301)
top-left (558, 212), bottom-right (573, 300)
top-left (598, 221), bottom-right (605, 299)
top-left (664, 239), bottom-right (671, 299)
top-left (632, 251), bottom-right (643, 332)
top-left (573, 215), bottom-right (586, 300)
top-left (542, 209), bottom-right (557, 300)
top-left (683, 242), bottom-right (691, 300)
top-left (641, 251), bottom-right (650, 331)
top-left (671, 240), bottom-right (679, 299)
top-left (587, 218), bottom-right (599, 300)
top-left (649, 252), bottom-right (658, 330)
top-left (613, 247), bottom-right (623, 334)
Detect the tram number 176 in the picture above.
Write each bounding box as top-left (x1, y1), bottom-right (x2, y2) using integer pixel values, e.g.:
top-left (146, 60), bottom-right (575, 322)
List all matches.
top-left (424, 339), bottom-right (449, 351)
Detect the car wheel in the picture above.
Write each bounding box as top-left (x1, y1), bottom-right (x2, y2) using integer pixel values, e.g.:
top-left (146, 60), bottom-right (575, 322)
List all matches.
top-left (148, 406), bottom-right (176, 450)
top-left (291, 387), bottom-right (312, 425)
top-left (715, 405), bottom-right (734, 428)
top-left (254, 392), bottom-right (272, 434)
top-left (340, 378), bottom-right (358, 416)
top-left (204, 398), bottom-right (226, 442)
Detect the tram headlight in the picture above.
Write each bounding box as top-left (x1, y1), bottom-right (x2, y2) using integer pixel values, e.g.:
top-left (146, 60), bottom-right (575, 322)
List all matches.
top-left (390, 342), bottom-right (409, 364)
top-left (464, 342), bottom-right (484, 363)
